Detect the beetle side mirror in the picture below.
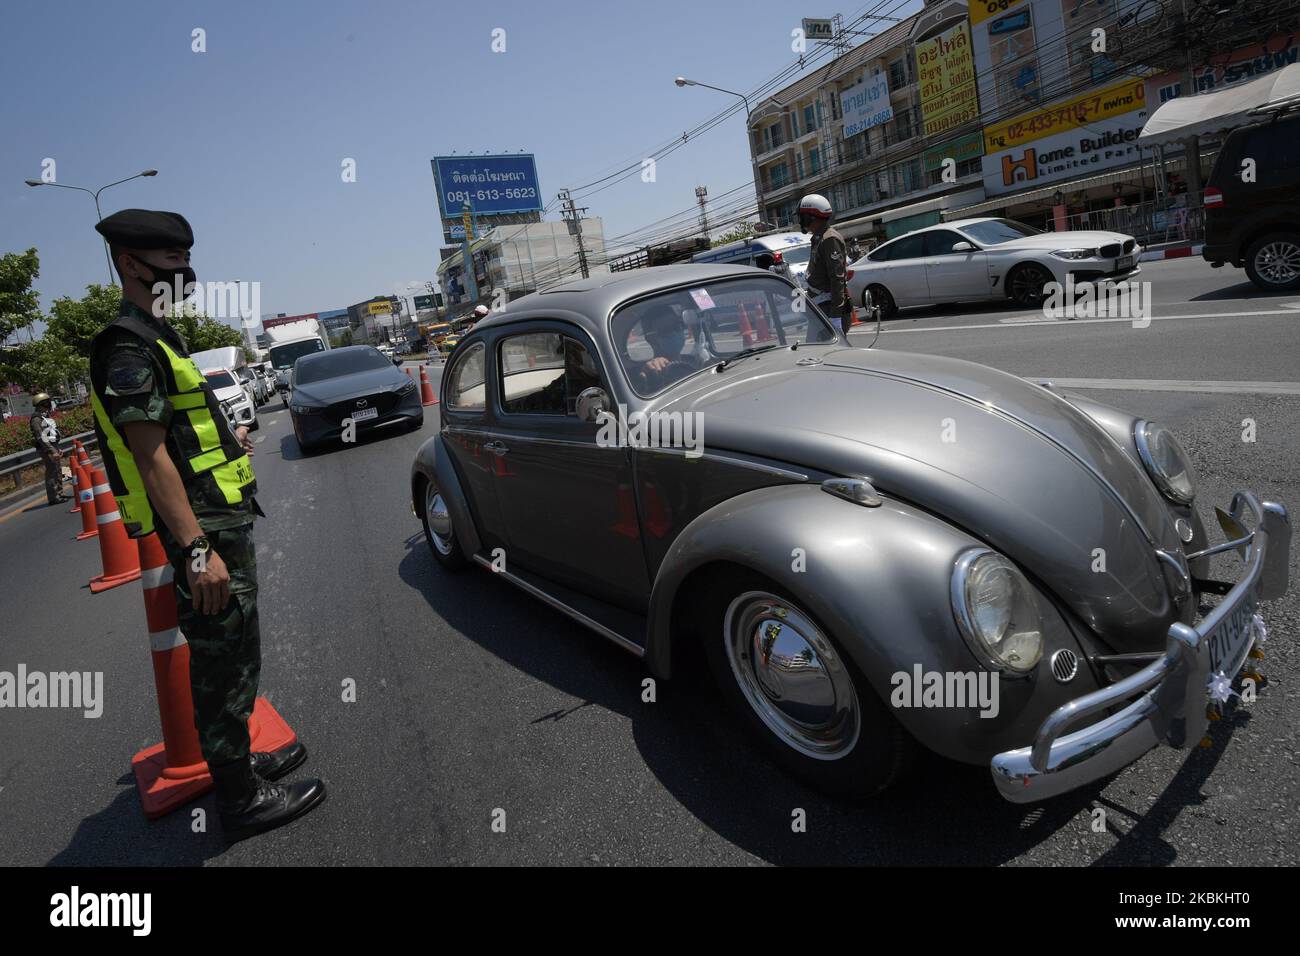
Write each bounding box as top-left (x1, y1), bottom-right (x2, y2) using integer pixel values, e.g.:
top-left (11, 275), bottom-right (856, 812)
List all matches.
top-left (951, 241), bottom-right (975, 252)
top-left (575, 386), bottom-right (610, 423)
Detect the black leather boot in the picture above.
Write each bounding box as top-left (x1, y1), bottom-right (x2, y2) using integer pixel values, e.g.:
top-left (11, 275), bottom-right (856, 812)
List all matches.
top-left (250, 742), bottom-right (308, 781)
top-left (211, 757), bottom-right (327, 843)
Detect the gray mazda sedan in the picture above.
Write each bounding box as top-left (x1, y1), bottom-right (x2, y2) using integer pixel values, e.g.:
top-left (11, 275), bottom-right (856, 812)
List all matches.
top-left (410, 264), bottom-right (1289, 803)
top-left (291, 345), bottom-right (422, 452)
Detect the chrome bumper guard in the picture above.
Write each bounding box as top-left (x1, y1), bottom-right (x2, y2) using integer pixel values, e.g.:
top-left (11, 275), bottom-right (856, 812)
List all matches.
top-left (991, 493), bottom-right (1290, 803)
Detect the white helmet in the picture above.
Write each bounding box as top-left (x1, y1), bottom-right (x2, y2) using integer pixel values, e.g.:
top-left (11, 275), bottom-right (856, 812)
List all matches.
top-left (473, 304), bottom-right (490, 319)
top-left (797, 193), bottom-right (833, 220)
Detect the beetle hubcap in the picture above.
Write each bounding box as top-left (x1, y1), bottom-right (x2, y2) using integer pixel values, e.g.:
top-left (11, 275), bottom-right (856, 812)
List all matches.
top-left (1256, 241), bottom-right (1300, 285)
top-left (425, 485), bottom-right (454, 556)
top-left (723, 592), bottom-right (860, 759)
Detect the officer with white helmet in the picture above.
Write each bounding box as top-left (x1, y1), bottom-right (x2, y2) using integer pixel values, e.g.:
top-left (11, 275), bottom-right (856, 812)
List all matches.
top-left (29, 393), bottom-right (68, 505)
top-left (799, 194), bottom-right (853, 335)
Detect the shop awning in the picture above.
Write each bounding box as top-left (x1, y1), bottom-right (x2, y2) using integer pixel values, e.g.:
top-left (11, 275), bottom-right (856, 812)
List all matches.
top-left (1139, 63), bottom-right (1300, 147)
top-left (941, 156), bottom-right (1196, 220)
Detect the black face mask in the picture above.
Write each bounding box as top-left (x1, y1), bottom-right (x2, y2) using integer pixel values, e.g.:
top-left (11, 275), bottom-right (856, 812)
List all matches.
top-left (135, 257), bottom-right (197, 299)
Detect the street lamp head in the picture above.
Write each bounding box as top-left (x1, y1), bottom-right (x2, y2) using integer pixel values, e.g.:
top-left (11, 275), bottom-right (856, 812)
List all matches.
top-left (675, 77), bottom-right (695, 87)
top-left (141, 170), bottom-right (158, 177)
top-left (24, 180), bottom-right (42, 187)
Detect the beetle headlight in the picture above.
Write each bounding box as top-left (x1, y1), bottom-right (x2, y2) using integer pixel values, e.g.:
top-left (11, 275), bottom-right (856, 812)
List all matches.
top-left (951, 550), bottom-right (1044, 674)
top-left (1134, 420), bottom-right (1196, 504)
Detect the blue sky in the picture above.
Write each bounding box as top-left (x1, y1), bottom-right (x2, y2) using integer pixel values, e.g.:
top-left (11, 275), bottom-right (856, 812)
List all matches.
top-left (0, 0), bottom-right (920, 330)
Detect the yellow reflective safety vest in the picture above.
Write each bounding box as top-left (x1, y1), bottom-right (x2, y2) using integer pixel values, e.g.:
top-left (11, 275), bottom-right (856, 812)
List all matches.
top-left (89, 312), bottom-right (256, 538)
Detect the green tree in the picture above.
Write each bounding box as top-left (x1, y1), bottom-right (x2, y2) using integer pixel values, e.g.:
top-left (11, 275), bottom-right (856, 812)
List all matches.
top-left (712, 223), bottom-right (758, 247)
top-left (45, 283), bottom-right (121, 357)
top-left (169, 305), bottom-right (247, 353)
top-left (0, 335), bottom-right (88, 394)
top-left (0, 248), bottom-right (42, 344)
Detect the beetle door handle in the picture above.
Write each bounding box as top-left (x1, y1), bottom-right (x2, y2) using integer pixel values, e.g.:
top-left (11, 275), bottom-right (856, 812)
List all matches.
top-left (484, 441), bottom-right (509, 456)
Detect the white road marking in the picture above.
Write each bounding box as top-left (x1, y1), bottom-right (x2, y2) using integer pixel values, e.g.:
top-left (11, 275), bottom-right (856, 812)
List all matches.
top-left (874, 309), bottom-right (1299, 334)
top-left (254, 435), bottom-right (266, 444)
top-left (1041, 378), bottom-right (1300, 395)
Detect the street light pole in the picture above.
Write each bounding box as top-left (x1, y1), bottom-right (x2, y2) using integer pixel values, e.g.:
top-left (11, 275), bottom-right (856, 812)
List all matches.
top-left (675, 77), bottom-right (767, 229)
top-left (24, 170), bottom-right (158, 285)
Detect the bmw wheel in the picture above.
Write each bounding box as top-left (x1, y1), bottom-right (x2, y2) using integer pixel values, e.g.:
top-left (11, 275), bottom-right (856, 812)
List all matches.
top-left (702, 570), bottom-right (913, 799)
top-left (865, 284), bottom-right (896, 320)
top-left (422, 479), bottom-right (468, 571)
top-left (1007, 262), bottom-right (1055, 307)
top-left (1244, 233), bottom-right (1300, 291)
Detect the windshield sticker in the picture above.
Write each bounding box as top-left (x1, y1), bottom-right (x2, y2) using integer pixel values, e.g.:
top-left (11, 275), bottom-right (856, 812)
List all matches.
top-left (689, 288), bottom-right (716, 310)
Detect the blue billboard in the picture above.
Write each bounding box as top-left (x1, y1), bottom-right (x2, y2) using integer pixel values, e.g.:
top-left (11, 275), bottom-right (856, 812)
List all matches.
top-left (432, 154), bottom-right (543, 219)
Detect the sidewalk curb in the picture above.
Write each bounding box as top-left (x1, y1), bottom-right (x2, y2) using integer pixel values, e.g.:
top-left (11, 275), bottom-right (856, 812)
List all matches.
top-left (1140, 244), bottom-right (1204, 262)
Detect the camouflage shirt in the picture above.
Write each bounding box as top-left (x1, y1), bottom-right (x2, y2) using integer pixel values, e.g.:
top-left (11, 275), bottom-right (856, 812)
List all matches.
top-left (96, 300), bottom-right (255, 532)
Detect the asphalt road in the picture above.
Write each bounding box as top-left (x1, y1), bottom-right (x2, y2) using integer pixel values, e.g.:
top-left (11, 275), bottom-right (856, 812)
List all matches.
top-left (1, 257), bottom-right (1296, 866)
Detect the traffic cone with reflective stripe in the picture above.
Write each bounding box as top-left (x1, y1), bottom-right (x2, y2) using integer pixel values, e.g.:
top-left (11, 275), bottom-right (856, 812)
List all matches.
top-left (75, 441), bottom-right (91, 469)
top-left (419, 366), bottom-right (438, 406)
top-left (74, 461), bottom-right (98, 540)
top-left (88, 466), bottom-right (141, 592)
top-left (132, 533), bottom-right (210, 818)
top-left (68, 461), bottom-right (82, 513)
top-left (130, 534), bottom-right (299, 819)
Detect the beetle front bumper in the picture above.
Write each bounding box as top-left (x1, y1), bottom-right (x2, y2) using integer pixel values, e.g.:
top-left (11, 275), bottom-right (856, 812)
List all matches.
top-left (990, 493), bottom-right (1290, 803)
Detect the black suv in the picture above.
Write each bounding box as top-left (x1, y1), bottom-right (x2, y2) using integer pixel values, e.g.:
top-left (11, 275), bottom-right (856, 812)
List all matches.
top-left (1202, 110), bottom-right (1300, 290)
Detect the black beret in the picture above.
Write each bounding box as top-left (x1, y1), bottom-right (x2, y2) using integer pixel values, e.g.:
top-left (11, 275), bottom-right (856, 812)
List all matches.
top-left (95, 209), bottom-right (193, 250)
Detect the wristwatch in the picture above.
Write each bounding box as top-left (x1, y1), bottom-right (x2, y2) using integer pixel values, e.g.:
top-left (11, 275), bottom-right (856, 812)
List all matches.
top-left (186, 535), bottom-right (211, 558)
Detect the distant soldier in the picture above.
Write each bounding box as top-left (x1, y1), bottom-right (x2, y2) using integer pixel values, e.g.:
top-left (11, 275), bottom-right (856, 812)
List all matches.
top-left (88, 209), bottom-right (325, 842)
top-left (799, 193), bottom-right (853, 336)
top-left (29, 393), bottom-right (69, 505)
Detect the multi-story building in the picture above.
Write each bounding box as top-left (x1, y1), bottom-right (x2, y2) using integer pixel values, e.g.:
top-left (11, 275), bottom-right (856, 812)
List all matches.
top-left (436, 218), bottom-right (607, 313)
top-left (748, 1), bottom-right (986, 245)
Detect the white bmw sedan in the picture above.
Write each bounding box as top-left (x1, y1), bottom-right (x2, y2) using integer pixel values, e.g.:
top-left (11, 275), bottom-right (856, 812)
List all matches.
top-left (847, 217), bottom-right (1142, 317)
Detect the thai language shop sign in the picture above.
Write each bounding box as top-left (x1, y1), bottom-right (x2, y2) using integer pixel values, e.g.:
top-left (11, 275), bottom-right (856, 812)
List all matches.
top-left (915, 21), bottom-right (980, 139)
top-left (840, 72), bottom-right (893, 139)
top-left (432, 154), bottom-right (542, 219)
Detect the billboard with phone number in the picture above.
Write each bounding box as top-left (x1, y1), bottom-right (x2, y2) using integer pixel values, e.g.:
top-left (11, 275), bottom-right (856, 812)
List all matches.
top-left (432, 154), bottom-right (543, 219)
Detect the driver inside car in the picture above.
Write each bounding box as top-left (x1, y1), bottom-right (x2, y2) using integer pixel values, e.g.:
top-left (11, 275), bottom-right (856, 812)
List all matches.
top-left (635, 304), bottom-right (698, 388)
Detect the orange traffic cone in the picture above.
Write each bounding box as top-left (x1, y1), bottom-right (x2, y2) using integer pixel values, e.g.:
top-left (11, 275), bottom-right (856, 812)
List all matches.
top-left (418, 366), bottom-right (438, 406)
top-left (88, 466), bottom-right (141, 593)
top-left (737, 304), bottom-right (755, 349)
top-left (68, 460), bottom-right (82, 513)
top-left (74, 461), bottom-right (98, 540)
top-left (131, 534), bottom-right (299, 819)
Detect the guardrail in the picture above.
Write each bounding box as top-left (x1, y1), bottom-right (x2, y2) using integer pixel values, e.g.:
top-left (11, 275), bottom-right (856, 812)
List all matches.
top-left (1048, 199), bottom-right (1205, 247)
top-left (0, 431), bottom-right (99, 482)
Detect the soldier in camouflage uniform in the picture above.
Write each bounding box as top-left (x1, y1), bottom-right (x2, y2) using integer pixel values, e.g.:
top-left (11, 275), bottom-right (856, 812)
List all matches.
top-left (29, 393), bottom-right (69, 505)
top-left (88, 209), bottom-right (325, 842)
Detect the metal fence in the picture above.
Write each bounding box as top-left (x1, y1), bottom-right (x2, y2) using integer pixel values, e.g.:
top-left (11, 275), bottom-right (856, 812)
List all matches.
top-left (0, 431), bottom-right (99, 484)
top-left (1047, 199), bottom-right (1205, 247)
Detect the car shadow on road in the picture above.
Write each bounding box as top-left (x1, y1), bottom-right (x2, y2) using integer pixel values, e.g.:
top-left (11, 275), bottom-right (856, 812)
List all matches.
top-left (395, 535), bottom-right (1113, 865)
top-left (1190, 281), bottom-right (1291, 302)
top-left (277, 421), bottom-right (425, 462)
top-left (46, 773), bottom-right (235, 866)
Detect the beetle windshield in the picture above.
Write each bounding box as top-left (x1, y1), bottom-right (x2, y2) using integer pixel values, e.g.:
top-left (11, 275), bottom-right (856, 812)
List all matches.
top-left (612, 275), bottom-right (838, 396)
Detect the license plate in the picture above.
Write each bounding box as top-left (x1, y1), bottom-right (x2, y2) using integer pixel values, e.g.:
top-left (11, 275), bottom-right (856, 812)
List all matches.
top-left (350, 407), bottom-right (378, 422)
top-left (1116, 254), bottom-right (1134, 271)
top-left (1205, 592), bottom-right (1258, 677)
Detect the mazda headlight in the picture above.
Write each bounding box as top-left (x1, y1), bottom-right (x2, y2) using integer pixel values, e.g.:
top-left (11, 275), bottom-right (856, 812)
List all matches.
top-left (396, 378), bottom-right (416, 395)
top-left (1134, 420), bottom-right (1196, 504)
top-left (951, 550), bottom-right (1044, 674)
top-left (1051, 248), bottom-right (1095, 260)
top-left (291, 403), bottom-right (320, 415)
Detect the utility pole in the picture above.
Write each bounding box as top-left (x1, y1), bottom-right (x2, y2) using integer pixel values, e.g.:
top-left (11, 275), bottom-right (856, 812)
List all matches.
top-left (559, 188), bottom-right (591, 280)
top-left (1178, 0), bottom-right (1203, 200)
top-left (695, 186), bottom-right (710, 242)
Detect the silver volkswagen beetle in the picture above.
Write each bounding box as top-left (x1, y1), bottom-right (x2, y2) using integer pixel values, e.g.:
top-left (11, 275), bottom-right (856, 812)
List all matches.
top-left (410, 264), bottom-right (1288, 803)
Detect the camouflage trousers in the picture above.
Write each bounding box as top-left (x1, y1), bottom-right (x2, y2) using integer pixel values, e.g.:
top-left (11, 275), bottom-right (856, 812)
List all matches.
top-left (159, 522), bottom-right (261, 768)
top-left (40, 449), bottom-right (64, 504)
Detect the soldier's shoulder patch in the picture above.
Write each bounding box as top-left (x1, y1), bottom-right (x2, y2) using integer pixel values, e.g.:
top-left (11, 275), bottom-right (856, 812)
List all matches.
top-left (105, 351), bottom-right (155, 396)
